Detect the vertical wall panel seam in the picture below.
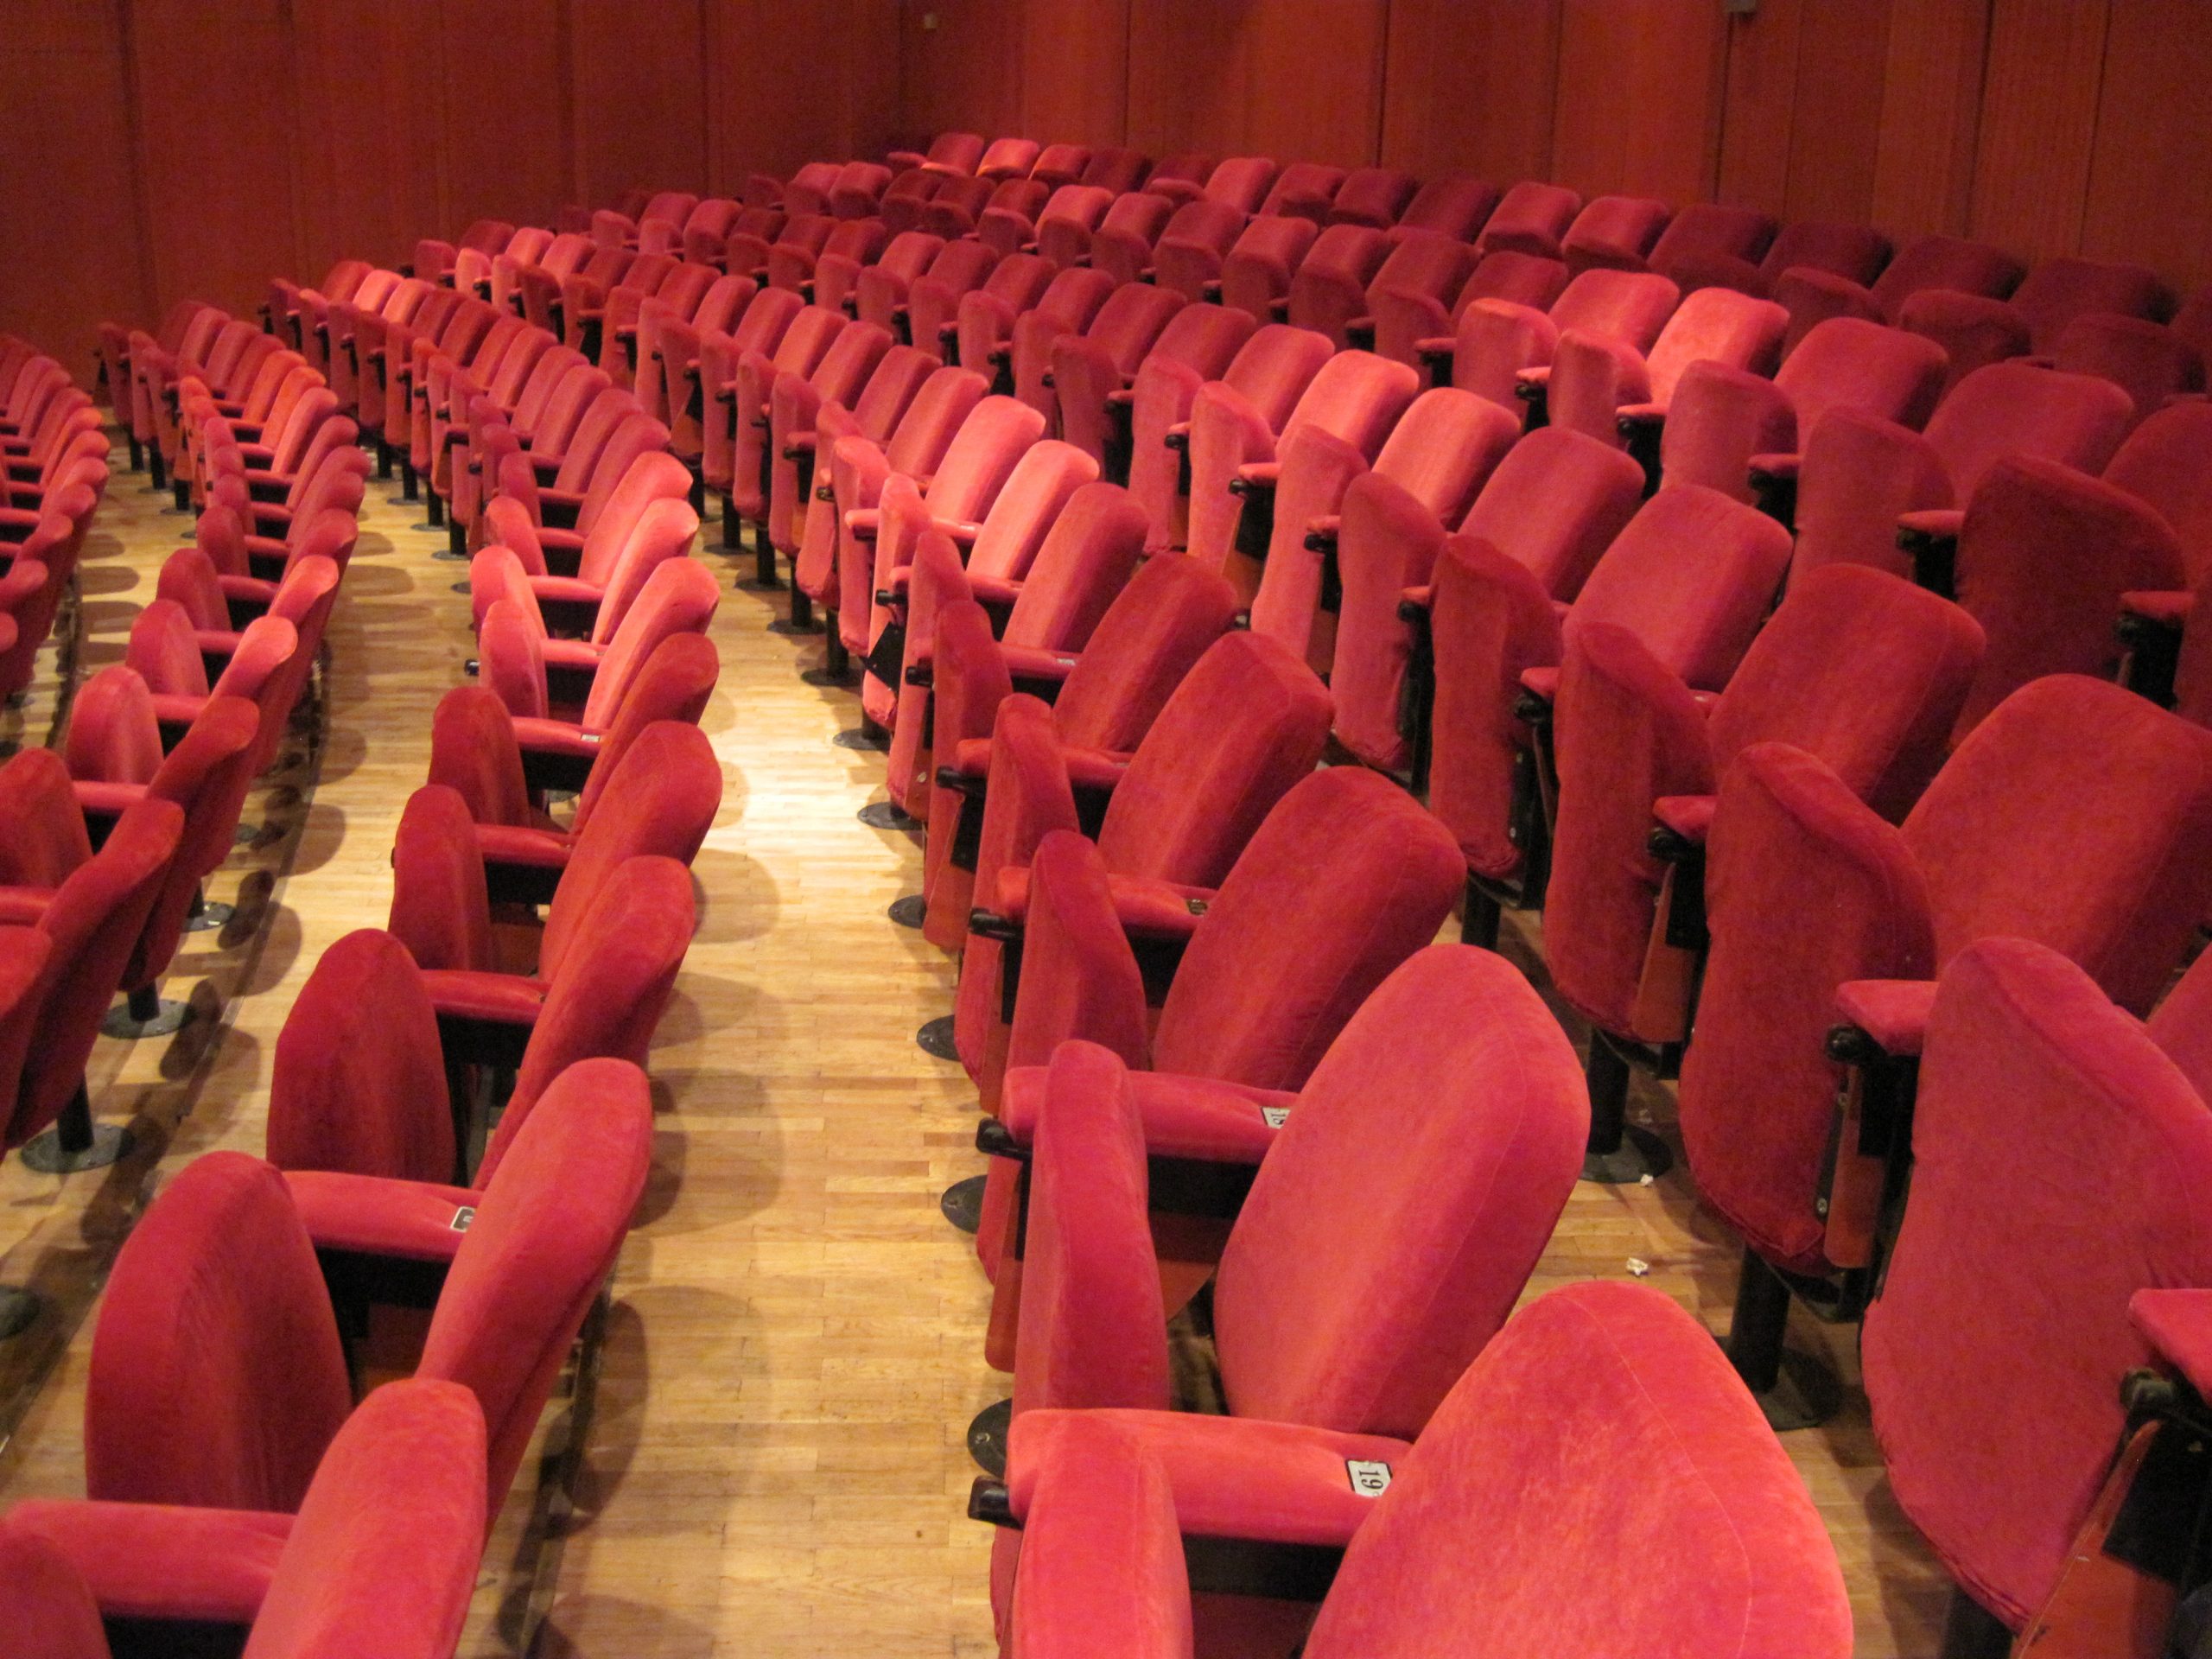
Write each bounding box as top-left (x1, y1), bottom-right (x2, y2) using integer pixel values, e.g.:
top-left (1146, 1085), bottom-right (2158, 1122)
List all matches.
top-left (279, 0), bottom-right (310, 285)
top-left (1372, 0), bottom-right (1393, 168)
top-left (2074, 0), bottom-right (2113, 253)
top-left (1956, 0), bottom-right (1996, 234)
top-left (115, 0), bottom-right (160, 313)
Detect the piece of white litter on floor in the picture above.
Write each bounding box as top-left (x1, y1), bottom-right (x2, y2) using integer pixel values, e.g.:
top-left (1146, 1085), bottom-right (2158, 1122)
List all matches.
top-left (1626, 1257), bottom-right (1650, 1277)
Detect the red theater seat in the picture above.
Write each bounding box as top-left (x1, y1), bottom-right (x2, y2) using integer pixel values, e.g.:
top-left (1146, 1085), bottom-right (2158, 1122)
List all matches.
top-left (1789, 359), bottom-right (2133, 586)
top-left (995, 1281), bottom-right (1852, 1659)
top-left (884, 480), bottom-right (1147, 819)
top-left (1248, 385), bottom-right (1516, 671)
top-left (1861, 937), bottom-right (2212, 1644)
top-left (1680, 677), bottom-right (2212, 1420)
top-left (1341, 424), bottom-right (1643, 781)
top-left (919, 554), bottom-right (1238, 952)
top-left (1128, 321), bottom-right (1327, 555)
top-left (1417, 480), bottom-right (1785, 937)
top-left (1443, 266), bottom-right (1677, 415)
top-left (950, 631), bottom-right (1333, 1101)
top-left (1776, 232), bottom-right (2024, 354)
top-left (1544, 566), bottom-right (1982, 1171)
top-left (1186, 348), bottom-right (1418, 588)
top-left (1659, 316), bottom-right (1947, 505)
top-left (967, 766), bottom-right (1461, 1319)
top-left (0, 1378), bottom-right (486, 1659)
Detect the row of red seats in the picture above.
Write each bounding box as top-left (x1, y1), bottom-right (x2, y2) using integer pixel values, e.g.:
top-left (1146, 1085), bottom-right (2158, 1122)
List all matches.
top-left (677, 152), bottom-right (2212, 1637)
top-left (0, 253), bottom-right (737, 1648)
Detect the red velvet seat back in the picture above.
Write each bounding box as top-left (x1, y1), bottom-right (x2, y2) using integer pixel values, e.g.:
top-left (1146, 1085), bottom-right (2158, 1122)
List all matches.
top-left (0, 929), bottom-right (52, 1154)
top-left (266, 927), bottom-right (452, 1183)
top-left (2053, 313), bottom-right (2206, 429)
top-left (1949, 454), bottom-right (2188, 734)
top-left (86, 1150), bottom-right (353, 1511)
top-left (418, 1054), bottom-right (652, 1511)
top-left (16, 796), bottom-right (183, 1141)
top-left (1050, 553), bottom-right (1240, 752)
top-left (1560, 194), bottom-right (1674, 274)
top-left (573, 631), bottom-right (720, 831)
top-left (884, 364), bottom-right (991, 476)
top-left (1789, 406), bottom-right (1954, 582)
top-left (1904, 676), bottom-right (2212, 1014)
top-left (1217, 215), bottom-right (1319, 322)
top-left (1000, 481), bottom-right (1147, 652)
top-left (241, 1379), bottom-right (487, 1659)
top-left (1212, 946), bottom-right (1587, 1436)
top-left (1151, 767), bottom-right (1461, 1088)
top-left (1299, 1282), bottom-right (1853, 1657)
top-left (1706, 564), bottom-right (1984, 821)
top-left (541, 720), bottom-right (721, 979)
top-left (919, 394), bottom-right (1048, 524)
top-left (1325, 167), bottom-right (1416, 230)
top-left (1010, 1041), bottom-right (1173, 1417)
top-left (1869, 233), bottom-right (2025, 321)
top-left (123, 695), bottom-right (262, 988)
top-left (2104, 400), bottom-right (2212, 582)
top-left (577, 555), bottom-right (721, 730)
top-left (1087, 191), bottom-right (1177, 286)
top-left (1095, 630), bottom-right (1333, 887)
top-left (1476, 181), bottom-right (1582, 259)
top-left (1646, 201), bottom-right (1778, 289)
top-left (484, 858), bottom-right (696, 1181)
top-left (1570, 483), bottom-right (1793, 692)
top-left (0, 1524), bottom-right (105, 1659)
top-left (1865, 938), bottom-right (2212, 1629)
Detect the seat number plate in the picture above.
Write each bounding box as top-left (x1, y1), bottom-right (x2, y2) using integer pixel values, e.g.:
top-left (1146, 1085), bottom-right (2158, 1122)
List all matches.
top-left (1346, 1460), bottom-right (1392, 1497)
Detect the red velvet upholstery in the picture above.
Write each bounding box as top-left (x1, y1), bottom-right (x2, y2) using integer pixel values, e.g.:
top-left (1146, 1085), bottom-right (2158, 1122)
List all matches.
top-left (0, 1379), bottom-right (486, 1659)
top-left (1063, 300), bottom-right (1252, 470)
top-left (1249, 385), bottom-right (1516, 669)
top-left (888, 480), bottom-right (1146, 815)
top-left (1560, 194), bottom-right (1675, 274)
top-left (1150, 200), bottom-right (1251, 303)
top-left (1658, 316), bottom-right (1946, 499)
top-left (919, 554), bottom-right (1239, 950)
top-left (1775, 232), bottom-right (2022, 352)
top-left (1187, 348), bottom-right (1418, 584)
top-left (1950, 454), bottom-right (2186, 734)
top-left (855, 396), bottom-right (1046, 680)
top-left (266, 928), bottom-right (453, 1183)
top-left (952, 631), bottom-right (1333, 1084)
top-left (239, 1379), bottom-right (486, 1659)
top-left (1014, 940), bottom-right (1586, 1436)
top-left (0, 927), bottom-right (54, 1152)
top-left (1681, 677), bottom-right (2212, 1274)
top-left (1545, 568), bottom-right (1982, 1039)
top-left (86, 1150), bottom-right (354, 1512)
top-left (1547, 285), bottom-right (1788, 445)
top-left (1003, 1282), bottom-right (1851, 1657)
top-left (1128, 321), bottom-right (1328, 556)
top-left (1087, 192), bottom-right (1178, 288)
top-left (1339, 425), bottom-right (1642, 776)
top-left (0, 783), bottom-right (182, 1147)
top-left (0, 1522), bottom-right (108, 1659)
top-left (1446, 268), bottom-right (1676, 412)
top-left (1861, 938), bottom-right (2212, 1631)
top-left (976, 768), bottom-right (1459, 1294)
top-left (797, 364), bottom-right (988, 613)
top-left (2053, 312), bottom-right (2206, 429)
top-left (392, 718), bottom-right (719, 982)
top-left (416, 1055), bottom-right (652, 1506)
top-left (1029, 282), bottom-right (1184, 439)
top-left (1789, 360), bottom-right (2135, 582)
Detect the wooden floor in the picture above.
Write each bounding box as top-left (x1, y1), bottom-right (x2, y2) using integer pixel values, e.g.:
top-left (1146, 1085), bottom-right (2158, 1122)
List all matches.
top-left (0, 438), bottom-right (1954, 1656)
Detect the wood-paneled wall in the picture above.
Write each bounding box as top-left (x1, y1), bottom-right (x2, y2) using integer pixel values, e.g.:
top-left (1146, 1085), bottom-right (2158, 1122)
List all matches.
top-left (900, 0), bottom-right (2212, 293)
top-left (0, 0), bottom-right (897, 385)
top-left (11, 0), bottom-right (2212, 389)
